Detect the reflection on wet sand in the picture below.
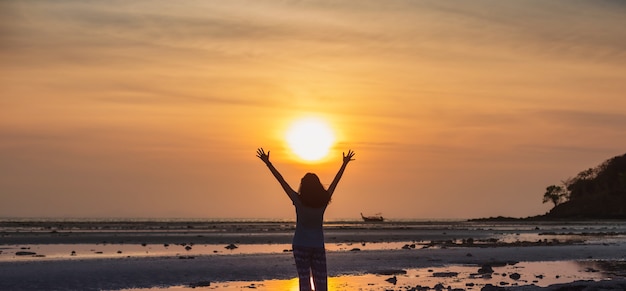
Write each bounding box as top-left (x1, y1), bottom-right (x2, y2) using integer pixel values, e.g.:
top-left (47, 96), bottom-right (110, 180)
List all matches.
top-left (3, 219), bottom-right (626, 290)
top-left (123, 260), bottom-right (619, 291)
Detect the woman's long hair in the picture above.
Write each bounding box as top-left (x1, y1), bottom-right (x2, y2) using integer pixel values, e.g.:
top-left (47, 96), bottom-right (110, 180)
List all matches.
top-left (298, 173), bottom-right (330, 208)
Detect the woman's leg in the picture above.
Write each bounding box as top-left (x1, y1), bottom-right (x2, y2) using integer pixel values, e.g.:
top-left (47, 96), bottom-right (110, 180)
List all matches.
top-left (293, 246), bottom-right (313, 291)
top-left (310, 248), bottom-right (328, 291)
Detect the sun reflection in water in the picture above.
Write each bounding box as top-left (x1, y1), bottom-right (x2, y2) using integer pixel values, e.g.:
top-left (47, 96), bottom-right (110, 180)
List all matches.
top-left (263, 276), bottom-right (350, 291)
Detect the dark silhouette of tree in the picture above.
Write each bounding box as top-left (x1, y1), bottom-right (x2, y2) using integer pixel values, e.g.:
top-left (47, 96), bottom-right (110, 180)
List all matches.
top-left (543, 153), bottom-right (626, 218)
top-left (543, 185), bottom-right (567, 207)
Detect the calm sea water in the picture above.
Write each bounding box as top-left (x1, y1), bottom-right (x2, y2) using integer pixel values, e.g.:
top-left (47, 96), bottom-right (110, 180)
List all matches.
top-left (2, 217), bottom-right (626, 232)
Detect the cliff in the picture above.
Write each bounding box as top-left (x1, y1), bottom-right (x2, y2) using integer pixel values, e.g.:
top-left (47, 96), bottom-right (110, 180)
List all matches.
top-left (544, 153), bottom-right (626, 219)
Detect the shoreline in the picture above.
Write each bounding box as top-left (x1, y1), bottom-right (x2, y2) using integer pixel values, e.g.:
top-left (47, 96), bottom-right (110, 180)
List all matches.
top-left (2, 219), bottom-right (626, 290)
top-left (2, 244), bottom-right (626, 290)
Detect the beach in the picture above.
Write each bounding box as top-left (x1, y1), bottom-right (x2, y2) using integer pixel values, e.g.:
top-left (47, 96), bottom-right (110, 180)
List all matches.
top-left (1, 219), bottom-right (626, 290)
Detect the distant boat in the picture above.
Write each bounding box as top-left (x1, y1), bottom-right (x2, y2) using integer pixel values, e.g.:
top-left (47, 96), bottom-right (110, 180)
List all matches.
top-left (360, 212), bottom-right (384, 222)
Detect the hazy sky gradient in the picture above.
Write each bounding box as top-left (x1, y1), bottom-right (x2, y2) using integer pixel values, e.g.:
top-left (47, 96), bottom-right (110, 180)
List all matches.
top-left (2, 0), bottom-right (626, 219)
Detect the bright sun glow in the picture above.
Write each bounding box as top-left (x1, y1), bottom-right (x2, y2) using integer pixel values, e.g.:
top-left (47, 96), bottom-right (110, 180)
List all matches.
top-left (286, 117), bottom-right (335, 161)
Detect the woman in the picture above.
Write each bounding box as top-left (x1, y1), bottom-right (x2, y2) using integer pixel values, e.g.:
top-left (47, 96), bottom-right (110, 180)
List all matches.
top-left (256, 148), bottom-right (355, 291)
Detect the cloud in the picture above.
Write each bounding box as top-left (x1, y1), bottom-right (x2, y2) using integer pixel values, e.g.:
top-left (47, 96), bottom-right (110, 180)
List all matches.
top-left (531, 109), bottom-right (626, 130)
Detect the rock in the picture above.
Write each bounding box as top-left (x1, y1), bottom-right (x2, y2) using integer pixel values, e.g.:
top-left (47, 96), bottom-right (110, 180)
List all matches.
top-left (189, 281), bottom-right (211, 288)
top-left (432, 272), bottom-right (459, 277)
top-left (478, 264), bottom-right (494, 274)
top-left (350, 248), bottom-right (361, 252)
top-left (385, 275), bottom-right (397, 285)
top-left (225, 243), bottom-right (238, 250)
top-left (433, 283), bottom-right (445, 290)
top-left (374, 269), bottom-right (407, 276)
top-left (185, 245), bottom-right (192, 251)
top-left (481, 284), bottom-right (506, 291)
top-left (509, 272), bottom-right (521, 280)
top-left (16, 251), bottom-right (37, 256)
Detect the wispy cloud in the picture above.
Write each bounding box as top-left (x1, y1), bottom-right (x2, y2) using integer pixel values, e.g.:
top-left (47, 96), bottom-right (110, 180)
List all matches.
top-left (531, 109), bottom-right (626, 130)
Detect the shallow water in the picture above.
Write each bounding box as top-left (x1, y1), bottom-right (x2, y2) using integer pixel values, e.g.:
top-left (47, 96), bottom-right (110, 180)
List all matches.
top-left (3, 219), bottom-right (626, 290)
top-left (122, 260), bottom-right (615, 291)
top-left (4, 219), bottom-right (626, 262)
top-left (0, 241), bottom-right (424, 261)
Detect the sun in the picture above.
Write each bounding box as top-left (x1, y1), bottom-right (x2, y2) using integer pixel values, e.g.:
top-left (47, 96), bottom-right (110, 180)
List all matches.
top-left (286, 117), bottom-right (335, 162)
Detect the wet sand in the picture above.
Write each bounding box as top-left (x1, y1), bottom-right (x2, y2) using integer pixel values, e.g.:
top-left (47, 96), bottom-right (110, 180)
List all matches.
top-left (2, 219), bottom-right (626, 290)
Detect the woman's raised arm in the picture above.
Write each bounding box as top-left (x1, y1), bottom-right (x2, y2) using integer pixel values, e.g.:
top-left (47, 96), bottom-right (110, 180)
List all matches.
top-left (256, 148), bottom-right (297, 201)
top-left (327, 150), bottom-right (355, 197)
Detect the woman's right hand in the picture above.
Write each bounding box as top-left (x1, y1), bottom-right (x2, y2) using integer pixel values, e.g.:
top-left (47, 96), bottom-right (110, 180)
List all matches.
top-left (256, 148), bottom-right (271, 164)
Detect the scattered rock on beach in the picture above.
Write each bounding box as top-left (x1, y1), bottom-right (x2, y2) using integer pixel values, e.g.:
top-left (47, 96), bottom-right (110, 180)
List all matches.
top-left (179, 256), bottom-right (195, 259)
top-left (350, 248), bottom-right (361, 252)
top-left (402, 243), bottom-right (417, 249)
top-left (385, 275), bottom-right (397, 285)
top-left (15, 251), bottom-right (37, 256)
top-left (509, 272), bottom-right (521, 280)
top-left (225, 243), bottom-right (238, 250)
top-left (478, 264), bottom-right (494, 274)
top-left (373, 269), bottom-right (407, 276)
top-left (432, 272), bottom-right (459, 278)
top-left (188, 280), bottom-right (211, 288)
top-left (481, 284), bottom-right (506, 291)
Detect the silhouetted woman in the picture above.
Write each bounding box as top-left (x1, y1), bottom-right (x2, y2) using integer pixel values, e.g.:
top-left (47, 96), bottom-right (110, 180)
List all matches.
top-left (256, 148), bottom-right (355, 291)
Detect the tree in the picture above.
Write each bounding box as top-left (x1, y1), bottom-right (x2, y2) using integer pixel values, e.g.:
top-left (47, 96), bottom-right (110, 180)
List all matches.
top-left (543, 184), bottom-right (568, 207)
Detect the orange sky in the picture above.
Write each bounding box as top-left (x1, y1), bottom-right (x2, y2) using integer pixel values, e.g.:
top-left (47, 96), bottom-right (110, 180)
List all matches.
top-left (1, 1), bottom-right (626, 219)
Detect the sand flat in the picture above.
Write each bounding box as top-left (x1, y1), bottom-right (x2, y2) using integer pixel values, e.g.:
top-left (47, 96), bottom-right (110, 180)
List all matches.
top-left (2, 219), bottom-right (626, 290)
